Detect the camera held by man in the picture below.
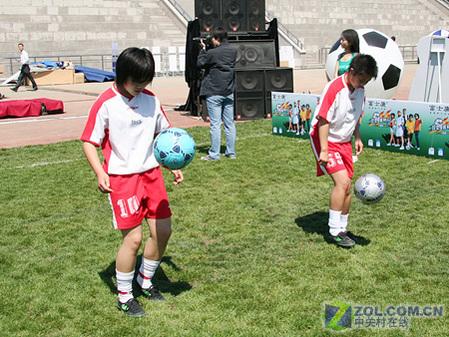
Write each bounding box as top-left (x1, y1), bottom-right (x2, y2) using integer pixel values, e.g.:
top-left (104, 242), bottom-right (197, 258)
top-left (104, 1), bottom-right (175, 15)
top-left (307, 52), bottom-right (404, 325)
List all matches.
top-left (193, 34), bottom-right (214, 49)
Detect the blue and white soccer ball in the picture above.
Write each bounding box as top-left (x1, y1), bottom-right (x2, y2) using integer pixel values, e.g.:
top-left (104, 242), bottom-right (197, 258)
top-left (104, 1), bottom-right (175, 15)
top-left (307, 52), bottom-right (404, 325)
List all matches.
top-left (153, 128), bottom-right (196, 170)
top-left (354, 173), bottom-right (386, 204)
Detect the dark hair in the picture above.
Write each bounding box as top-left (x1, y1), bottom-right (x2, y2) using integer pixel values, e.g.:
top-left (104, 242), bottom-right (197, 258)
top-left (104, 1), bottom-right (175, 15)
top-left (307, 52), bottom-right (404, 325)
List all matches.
top-left (341, 29), bottom-right (359, 53)
top-left (391, 113), bottom-right (395, 118)
top-left (349, 54), bottom-right (378, 79)
top-left (414, 113), bottom-right (420, 119)
top-left (212, 27), bottom-right (228, 42)
top-left (115, 47), bottom-right (155, 86)
top-left (18, 42), bottom-right (24, 47)
top-left (391, 36), bottom-right (396, 42)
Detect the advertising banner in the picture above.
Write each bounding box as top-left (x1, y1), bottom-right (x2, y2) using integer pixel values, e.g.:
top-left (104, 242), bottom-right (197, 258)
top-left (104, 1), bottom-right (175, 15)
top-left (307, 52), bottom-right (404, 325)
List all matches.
top-left (271, 92), bottom-right (449, 160)
top-left (271, 92), bottom-right (319, 139)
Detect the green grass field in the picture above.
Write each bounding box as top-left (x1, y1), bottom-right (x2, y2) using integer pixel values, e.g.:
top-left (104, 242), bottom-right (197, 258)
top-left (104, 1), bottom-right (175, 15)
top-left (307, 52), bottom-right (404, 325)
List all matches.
top-left (0, 119), bottom-right (448, 337)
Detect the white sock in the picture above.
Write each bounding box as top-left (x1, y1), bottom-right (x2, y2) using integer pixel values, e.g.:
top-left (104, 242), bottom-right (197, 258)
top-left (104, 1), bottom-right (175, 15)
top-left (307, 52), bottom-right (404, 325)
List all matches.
top-left (328, 209), bottom-right (342, 236)
top-left (116, 269), bottom-right (134, 303)
top-left (340, 213), bottom-right (349, 233)
top-left (137, 258), bottom-right (160, 289)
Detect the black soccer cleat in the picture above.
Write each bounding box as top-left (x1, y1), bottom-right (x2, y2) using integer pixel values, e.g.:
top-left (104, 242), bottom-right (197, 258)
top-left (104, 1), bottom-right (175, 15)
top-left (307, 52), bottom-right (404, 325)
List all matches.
top-left (330, 232), bottom-right (356, 248)
top-left (141, 285), bottom-right (165, 301)
top-left (117, 298), bottom-right (145, 317)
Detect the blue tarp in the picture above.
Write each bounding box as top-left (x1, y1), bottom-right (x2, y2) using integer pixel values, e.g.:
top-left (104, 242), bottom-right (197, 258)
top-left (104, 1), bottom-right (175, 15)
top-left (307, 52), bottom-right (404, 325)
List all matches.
top-left (75, 66), bottom-right (115, 82)
top-left (30, 60), bottom-right (61, 68)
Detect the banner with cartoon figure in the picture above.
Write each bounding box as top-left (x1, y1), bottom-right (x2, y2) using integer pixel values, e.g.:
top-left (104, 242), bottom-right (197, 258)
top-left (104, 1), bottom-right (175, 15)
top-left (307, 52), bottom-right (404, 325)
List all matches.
top-left (271, 92), bottom-right (449, 160)
top-left (361, 99), bottom-right (449, 159)
top-left (271, 92), bottom-right (319, 138)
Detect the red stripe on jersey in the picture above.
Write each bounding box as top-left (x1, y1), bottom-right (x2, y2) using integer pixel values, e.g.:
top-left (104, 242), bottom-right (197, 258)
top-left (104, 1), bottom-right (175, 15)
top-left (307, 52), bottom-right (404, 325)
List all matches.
top-left (138, 271), bottom-right (152, 280)
top-left (316, 76), bottom-right (345, 122)
top-left (101, 129), bottom-right (111, 174)
top-left (80, 88), bottom-right (116, 145)
top-left (142, 88), bottom-right (155, 97)
top-left (83, 139), bottom-right (100, 147)
top-left (310, 76), bottom-right (345, 139)
top-left (159, 105), bottom-right (172, 128)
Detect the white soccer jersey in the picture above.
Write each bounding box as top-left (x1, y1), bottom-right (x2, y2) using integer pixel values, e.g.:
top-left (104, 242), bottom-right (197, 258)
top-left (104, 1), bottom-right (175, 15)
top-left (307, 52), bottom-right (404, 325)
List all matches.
top-left (310, 75), bottom-right (365, 143)
top-left (81, 85), bottom-right (171, 175)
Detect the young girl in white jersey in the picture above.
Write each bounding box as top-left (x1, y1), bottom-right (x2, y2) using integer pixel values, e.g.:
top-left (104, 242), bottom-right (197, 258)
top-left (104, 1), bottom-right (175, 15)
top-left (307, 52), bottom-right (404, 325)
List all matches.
top-left (81, 48), bottom-right (183, 317)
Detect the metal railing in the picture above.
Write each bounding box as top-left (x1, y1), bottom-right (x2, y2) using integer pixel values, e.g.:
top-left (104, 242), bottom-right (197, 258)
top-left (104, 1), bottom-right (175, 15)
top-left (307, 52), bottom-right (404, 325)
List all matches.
top-left (435, 0), bottom-right (449, 10)
top-left (1, 49), bottom-right (186, 77)
top-left (165, 0), bottom-right (192, 22)
top-left (265, 10), bottom-right (304, 52)
top-left (161, 2), bottom-right (305, 54)
top-left (2, 54), bottom-right (114, 76)
top-left (398, 45), bottom-right (419, 63)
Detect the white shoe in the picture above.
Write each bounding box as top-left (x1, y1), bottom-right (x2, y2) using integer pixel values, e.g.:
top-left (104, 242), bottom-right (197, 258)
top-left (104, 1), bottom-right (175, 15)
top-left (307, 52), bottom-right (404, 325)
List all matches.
top-left (387, 143), bottom-right (391, 146)
top-left (417, 147), bottom-right (420, 150)
top-left (400, 146), bottom-right (404, 150)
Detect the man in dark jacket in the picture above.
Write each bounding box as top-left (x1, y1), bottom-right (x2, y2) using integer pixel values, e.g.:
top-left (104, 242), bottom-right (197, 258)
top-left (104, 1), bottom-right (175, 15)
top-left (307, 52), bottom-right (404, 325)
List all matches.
top-left (197, 28), bottom-right (237, 161)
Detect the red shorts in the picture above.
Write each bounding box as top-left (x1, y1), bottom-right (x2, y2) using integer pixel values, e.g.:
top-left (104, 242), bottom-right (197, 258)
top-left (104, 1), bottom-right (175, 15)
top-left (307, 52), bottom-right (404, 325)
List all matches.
top-left (108, 167), bottom-right (172, 230)
top-left (310, 135), bottom-right (354, 178)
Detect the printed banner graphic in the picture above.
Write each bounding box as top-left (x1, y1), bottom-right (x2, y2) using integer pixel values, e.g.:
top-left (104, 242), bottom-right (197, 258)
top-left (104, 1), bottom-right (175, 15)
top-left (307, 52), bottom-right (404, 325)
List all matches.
top-left (271, 92), bottom-right (449, 160)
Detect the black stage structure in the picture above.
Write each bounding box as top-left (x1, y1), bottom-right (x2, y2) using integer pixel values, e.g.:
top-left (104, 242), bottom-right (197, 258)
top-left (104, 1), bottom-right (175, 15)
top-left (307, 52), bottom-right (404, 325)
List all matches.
top-left (178, 0), bottom-right (294, 120)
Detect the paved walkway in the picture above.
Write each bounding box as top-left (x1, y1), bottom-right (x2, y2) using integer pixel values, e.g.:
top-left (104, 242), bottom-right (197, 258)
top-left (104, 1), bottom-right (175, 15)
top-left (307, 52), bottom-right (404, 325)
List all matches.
top-left (0, 65), bottom-right (418, 149)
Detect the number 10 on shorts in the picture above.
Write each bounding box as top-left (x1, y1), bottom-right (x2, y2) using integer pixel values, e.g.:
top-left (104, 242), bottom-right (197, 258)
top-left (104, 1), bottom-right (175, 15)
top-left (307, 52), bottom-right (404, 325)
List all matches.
top-left (117, 195), bottom-right (140, 218)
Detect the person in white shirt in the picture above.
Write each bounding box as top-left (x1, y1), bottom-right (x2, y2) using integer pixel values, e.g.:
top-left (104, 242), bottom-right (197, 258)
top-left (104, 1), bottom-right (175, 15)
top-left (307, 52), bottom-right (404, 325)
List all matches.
top-left (11, 42), bottom-right (38, 92)
top-left (395, 111), bottom-right (405, 150)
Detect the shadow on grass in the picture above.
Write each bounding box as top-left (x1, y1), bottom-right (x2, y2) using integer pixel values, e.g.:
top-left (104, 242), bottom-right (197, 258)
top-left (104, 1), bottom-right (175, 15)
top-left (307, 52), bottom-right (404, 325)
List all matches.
top-left (98, 255), bottom-right (192, 297)
top-left (295, 211), bottom-right (371, 247)
top-left (196, 145), bottom-right (228, 155)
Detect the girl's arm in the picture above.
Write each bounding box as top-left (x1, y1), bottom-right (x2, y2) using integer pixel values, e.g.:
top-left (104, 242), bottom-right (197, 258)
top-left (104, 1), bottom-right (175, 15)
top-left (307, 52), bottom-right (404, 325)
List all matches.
top-left (82, 142), bottom-right (113, 193)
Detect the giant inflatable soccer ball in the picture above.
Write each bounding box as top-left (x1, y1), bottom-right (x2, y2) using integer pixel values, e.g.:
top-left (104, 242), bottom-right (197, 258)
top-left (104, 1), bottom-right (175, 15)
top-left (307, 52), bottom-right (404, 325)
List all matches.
top-left (325, 28), bottom-right (404, 99)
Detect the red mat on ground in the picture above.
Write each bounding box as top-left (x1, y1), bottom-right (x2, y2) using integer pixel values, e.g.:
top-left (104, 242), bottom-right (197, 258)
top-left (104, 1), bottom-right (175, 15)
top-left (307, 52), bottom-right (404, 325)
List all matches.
top-left (0, 98), bottom-right (64, 118)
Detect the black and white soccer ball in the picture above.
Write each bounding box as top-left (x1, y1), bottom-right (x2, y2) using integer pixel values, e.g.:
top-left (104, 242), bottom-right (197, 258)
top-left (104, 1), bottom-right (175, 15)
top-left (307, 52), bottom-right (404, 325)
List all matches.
top-left (354, 173), bottom-right (386, 204)
top-left (325, 28), bottom-right (404, 99)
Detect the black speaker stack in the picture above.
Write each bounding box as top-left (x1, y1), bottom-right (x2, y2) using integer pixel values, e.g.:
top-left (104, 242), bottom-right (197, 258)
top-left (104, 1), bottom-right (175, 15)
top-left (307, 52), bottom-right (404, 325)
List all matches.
top-left (194, 0), bottom-right (294, 120)
top-left (195, 0), bottom-right (266, 33)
